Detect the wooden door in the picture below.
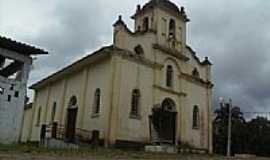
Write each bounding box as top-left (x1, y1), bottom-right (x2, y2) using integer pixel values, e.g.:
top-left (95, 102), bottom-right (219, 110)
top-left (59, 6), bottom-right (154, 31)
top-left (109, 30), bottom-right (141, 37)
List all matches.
top-left (65, 108), bottom-right (78, 142)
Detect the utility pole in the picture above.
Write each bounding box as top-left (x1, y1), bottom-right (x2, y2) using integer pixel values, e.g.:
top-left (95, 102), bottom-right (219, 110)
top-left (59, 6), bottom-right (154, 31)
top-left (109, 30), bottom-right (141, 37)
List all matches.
top-left (227, 98), bottom-right (232, 157)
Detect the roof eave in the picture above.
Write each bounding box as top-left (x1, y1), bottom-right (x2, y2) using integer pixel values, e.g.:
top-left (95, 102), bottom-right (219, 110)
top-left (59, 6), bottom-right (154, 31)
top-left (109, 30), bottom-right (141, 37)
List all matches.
top-left (29, 46), bottom-right (116, 90)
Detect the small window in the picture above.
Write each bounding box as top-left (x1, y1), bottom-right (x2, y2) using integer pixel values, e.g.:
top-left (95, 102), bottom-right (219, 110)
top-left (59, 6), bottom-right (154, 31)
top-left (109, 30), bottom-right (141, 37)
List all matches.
top-left (51, 102), bottom-right (57, 122)
top-left (36, 107), bottom-right (42, 126)
top-left (143, 17), bottom-right (149, 31)
top-left (0, 87), bottom-right (4, 95)
top-left (134, 45), bottom-right (144, 56)
top-left (130, 89), bottom-right (140, 116)
top-left (14, 91), bottom-right (19, 98)
top-left (166, 65), bottom-right (173, 87)
top-left (10, 85), bottom-right (14, 90)
top-left (93, 89), bottom-right (101, 114)
top-left (7, 95), bottom-right (11, 102)
top-left (193, 106), bottom-right (199, 129)
top-left (192, 68), bottom-right (200, 78)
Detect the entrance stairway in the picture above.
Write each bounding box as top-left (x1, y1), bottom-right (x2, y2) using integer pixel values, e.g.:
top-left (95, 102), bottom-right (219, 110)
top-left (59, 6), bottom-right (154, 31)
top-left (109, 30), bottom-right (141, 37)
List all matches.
top-left (40, 123), bottom-right (96, 149)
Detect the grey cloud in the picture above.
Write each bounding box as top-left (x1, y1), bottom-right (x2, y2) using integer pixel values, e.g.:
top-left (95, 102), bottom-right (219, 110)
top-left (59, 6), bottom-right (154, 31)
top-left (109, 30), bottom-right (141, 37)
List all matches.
top-left (1, 0), bottom-right (270, 113)
top-left (184, 0), bottom-right (270, 112)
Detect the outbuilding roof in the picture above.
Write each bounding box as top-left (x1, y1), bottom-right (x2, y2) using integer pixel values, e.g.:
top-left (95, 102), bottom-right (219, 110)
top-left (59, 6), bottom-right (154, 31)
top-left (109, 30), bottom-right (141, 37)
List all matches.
top-left (0, 36), bottom-right (48, 55)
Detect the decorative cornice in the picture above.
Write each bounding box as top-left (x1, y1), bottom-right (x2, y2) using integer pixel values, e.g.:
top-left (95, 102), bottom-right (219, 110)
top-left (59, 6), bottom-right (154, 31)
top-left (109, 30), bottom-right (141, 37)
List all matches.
top-left (131, 1), bottom-right (190, 22)
top-left (185, 45), bottom-right (213, 66)
top-left (153, 84), bottom-right (187, 97)
top-left (115, 49), bottom-right (163, 70)
top-left (153, 43), bottom-right (189, 62)
top-left (179, 73), bottom-right (214, 89)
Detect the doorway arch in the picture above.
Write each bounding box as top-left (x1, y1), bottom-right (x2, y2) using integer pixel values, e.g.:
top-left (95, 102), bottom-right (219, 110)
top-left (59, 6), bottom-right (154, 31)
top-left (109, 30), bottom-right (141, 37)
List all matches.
top-left (152, 98), bottom-right (177, 144)
top-left (65, 95), bottom-right (78, 142)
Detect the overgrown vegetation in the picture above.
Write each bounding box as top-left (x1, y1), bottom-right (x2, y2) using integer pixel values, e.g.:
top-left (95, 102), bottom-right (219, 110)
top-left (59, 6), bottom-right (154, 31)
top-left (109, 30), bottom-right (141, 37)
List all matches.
top-left (0, 143), bottom-right (208, 159)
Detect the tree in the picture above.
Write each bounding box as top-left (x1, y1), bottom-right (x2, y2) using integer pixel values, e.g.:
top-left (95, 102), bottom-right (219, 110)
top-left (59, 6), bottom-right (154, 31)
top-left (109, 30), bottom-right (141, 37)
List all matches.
top-left (246, 116), bottom-right (270, 156)
top-left (213, 103), bottom-right (246, 155)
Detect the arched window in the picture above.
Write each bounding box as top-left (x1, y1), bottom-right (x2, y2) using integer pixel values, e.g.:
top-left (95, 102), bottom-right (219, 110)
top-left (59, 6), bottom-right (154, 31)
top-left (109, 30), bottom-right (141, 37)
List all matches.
top-left (193, 105), bottom-right (199, 129)
top-left (143, 17), bottom-right (149, 31)
top-left (51, 102), bottom-right (57, 122)
top-left (69, 96), bottom-right (77, 107)
top-left (137, 25), bottom-right (141, 32)
top-left (131, 89), bottom-right (140, 116)
top-left (192, 68), bottom-right (200, 78)
top-left (162, 98), bottom-right (176, 112)
top-left (166, 65), bottom-right (173, 87)
top-left (169, 19), bottom-right (176, 38)
top-left (134, 45), bottom-right (144, 56)
top-left (93, 89), bottom-right (101, 114)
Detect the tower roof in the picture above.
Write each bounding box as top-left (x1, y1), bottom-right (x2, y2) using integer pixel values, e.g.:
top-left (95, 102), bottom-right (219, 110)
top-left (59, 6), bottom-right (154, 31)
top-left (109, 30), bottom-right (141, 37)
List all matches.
top-left (132, 0), bottom-right (189, 22)
top-left (144, 0), bottom-right (181, 14)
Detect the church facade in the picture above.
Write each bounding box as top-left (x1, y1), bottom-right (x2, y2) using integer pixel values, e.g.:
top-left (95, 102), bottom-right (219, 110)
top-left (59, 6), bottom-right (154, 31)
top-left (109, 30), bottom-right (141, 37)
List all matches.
top-left (21, 0), bottom-right (213, 153)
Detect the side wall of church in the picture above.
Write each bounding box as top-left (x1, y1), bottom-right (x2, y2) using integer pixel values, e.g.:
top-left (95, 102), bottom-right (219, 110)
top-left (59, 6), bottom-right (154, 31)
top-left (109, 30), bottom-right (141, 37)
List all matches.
top-left (29, 57), bottom-right (113, 142)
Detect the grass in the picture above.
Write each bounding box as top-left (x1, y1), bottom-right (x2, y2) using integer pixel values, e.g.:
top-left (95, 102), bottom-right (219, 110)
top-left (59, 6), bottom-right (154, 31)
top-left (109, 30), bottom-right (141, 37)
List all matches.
top-left (0, 143), bottom-right (225, 159)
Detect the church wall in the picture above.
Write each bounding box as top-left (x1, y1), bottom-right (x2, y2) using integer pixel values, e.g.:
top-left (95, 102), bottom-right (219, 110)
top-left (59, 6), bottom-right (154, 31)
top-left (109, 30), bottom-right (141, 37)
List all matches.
top-left (115, 58), bottom-right (154, 143)
top-left (81, 58), bottom-right (112, 140)
top-left (29, 57), bottom-right (113, 142)
top-left (152, 44), bottom-right (210, 149)
top-left (30, 86), bottom-right (50, 141)
top-left (181, 79), bottom-right (209, 149)
top-left (114, 28), bottom-right (156, 61)
top-left (185, 48), bottom-right (209, 81)
top-left (45, 80), bottom-right (65, 125)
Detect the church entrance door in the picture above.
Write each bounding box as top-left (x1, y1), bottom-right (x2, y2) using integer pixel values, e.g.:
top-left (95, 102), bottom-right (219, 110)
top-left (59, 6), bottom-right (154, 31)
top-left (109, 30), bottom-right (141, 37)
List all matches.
top-left (151, 98), bottom-right (177, 144)
top-left (65, 96), bottom-right (78, 143)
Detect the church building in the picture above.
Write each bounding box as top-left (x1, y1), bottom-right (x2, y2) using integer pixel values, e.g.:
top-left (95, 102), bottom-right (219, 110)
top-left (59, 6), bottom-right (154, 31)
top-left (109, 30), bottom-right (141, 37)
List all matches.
top-left (21, 0), bottom-right (213, 153)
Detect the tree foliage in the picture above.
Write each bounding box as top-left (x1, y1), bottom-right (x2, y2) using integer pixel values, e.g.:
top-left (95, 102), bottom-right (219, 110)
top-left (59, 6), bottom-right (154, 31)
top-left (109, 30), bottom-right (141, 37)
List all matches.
top-left (213, 103), bottom-right (270, 156)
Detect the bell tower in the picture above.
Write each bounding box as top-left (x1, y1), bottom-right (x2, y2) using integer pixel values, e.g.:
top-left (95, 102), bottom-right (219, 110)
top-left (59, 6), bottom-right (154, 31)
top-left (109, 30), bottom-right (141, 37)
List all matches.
top-left (131, 0), bottom-right (190, 53)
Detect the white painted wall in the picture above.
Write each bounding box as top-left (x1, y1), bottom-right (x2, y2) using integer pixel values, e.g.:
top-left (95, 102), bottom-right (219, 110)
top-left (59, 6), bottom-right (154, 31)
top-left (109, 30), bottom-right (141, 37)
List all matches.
top-left (0, 48), bottom-right (32, 144)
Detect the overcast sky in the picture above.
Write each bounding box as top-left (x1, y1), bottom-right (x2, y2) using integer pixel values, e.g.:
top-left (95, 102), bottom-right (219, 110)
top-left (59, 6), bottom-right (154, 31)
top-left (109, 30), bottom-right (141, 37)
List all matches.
top-left (1, 0), bottom-right (270, 115)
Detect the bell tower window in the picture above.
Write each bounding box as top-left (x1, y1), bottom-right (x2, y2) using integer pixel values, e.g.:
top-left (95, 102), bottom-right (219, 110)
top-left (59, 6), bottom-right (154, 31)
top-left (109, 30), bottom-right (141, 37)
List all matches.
top-left (143, 17), bottom-right (149, 31)
top-left (169, 19), bottom-right (176, 38)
